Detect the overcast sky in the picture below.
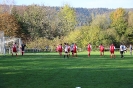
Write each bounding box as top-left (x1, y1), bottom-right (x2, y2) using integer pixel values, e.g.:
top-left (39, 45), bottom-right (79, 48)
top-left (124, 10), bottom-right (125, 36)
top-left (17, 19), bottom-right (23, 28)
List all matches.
top-left (0, 0), bottom-right (133, 9)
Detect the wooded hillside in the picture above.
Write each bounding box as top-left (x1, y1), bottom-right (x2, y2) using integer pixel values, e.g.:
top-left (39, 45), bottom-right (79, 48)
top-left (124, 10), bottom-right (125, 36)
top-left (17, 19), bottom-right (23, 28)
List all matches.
top-left (0, 4), bottom-right (133, 49)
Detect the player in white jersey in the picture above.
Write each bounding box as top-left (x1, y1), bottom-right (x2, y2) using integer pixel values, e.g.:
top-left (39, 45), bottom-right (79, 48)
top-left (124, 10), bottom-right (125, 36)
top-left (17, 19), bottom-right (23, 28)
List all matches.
top-left (64, 43), bottom-right (69, 58)
top-left (120, 43), bottom-right (124, 58)
top-left (129, 44), bottom-right (132, 55)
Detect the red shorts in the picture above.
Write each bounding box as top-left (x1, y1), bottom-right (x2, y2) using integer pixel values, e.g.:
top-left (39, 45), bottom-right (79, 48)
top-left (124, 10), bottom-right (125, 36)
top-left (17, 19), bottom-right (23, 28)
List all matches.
top-left (110, 50), bottom-right (114, 54)
top-left (73, 50), bottom-right (77, 53)
top-left (58, 49), bottom-right (62, 52)
top-left (68, 49), bottom-right (70, 52)
top-left (13, 48), bottom-right (17, 52)
top-left (88, 49), bottom-right (91, 52)
top-left (100, 49), bottom-right (104, 52)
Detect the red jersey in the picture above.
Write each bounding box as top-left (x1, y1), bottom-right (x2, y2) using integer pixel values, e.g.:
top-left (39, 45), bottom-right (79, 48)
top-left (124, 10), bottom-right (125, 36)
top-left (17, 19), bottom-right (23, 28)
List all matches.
top-left (58, 45), bottom-right (62, 52)
top-left (73, 44), bottom-right (77, 53)
top-left (110, 45), bottom-right (115, 51)
top-left (99, 45), bottom-right (104, 51)
top-left (12, 44), bottom-right (17, 52)
top-left (68, 45), bottom-right (70, 52)
top-left (87, 44), bottom-right (91, 51)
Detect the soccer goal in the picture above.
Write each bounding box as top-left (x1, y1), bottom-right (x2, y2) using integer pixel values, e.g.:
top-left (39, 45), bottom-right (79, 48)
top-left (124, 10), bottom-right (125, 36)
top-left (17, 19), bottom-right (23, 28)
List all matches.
top-left (0, 31), bottom-right (22, 55)
top-left (0, 31), bottom-right (5, 54)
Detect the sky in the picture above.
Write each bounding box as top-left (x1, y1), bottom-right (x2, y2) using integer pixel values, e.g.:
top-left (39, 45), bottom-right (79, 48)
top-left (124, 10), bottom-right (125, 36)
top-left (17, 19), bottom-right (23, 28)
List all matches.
top-left (0, 0), bottom-right (133, 9)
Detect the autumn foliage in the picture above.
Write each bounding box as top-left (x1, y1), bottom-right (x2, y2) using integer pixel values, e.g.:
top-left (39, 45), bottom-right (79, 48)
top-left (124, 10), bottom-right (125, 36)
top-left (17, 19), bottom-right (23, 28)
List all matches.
top-left (0, 13), bottom-right (20, 37)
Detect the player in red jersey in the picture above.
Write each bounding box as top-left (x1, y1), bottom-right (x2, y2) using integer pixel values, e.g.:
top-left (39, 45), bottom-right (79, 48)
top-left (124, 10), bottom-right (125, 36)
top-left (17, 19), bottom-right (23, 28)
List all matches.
top-left (99, 44), bottom-right (104, 56)
top-left (58, 44), bottom-right (63, 56)
top-left (87, 43), bottom-right (92, 57)
top-left (110, 44), bottom-right (115, 58)
top-left (73, 43), bottom-right (77, 57)
top-left (12, 42), bottom-right (18, 56)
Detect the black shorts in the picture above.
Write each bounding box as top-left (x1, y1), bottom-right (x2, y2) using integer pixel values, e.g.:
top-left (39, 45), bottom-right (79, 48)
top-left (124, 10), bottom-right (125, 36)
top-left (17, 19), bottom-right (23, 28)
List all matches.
top-left (65, 51), bottom-right (68, 53)
top-left (120, 51), bottom-right (124, 54)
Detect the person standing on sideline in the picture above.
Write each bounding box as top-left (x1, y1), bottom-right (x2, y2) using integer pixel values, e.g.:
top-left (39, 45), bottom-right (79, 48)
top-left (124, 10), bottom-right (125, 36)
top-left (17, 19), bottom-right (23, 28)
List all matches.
top-left (12, 42), bottom-right (18, 56)
top-left (110, 44), bottom-right (115, 58)
top-left (129, 44), bottom-right (132, 55)
top-left (99, 44), bottom-right (104, 56)
top-left (87, 43), bottom-right (92, 57)
top-left (20, 43), bottom-right (26, 56)
top-left (120, 43), bottom-right (124, 58)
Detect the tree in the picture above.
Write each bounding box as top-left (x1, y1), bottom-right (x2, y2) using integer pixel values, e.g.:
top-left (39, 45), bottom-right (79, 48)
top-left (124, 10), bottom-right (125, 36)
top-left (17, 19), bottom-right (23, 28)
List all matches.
top-left (11, 6), bottom-right (30, 41)
top-left (91, 14), bottom-right (110, 30)
top-left (0, 13), bottom-right (21, 37)
top-left (110, 8), bottom-right (128, 37)
top-left (76, 26), bottom-right (101, 49)
top-left (21, 4), bottom-right (48, 40)
top-left (64, 28), bottom-right (81, 44)
top-left (125, 11), bottom-right (133, 43)
top-left (20, 5), bottom-right (60, 40)
top-left (88, 14), bottom-right (111, 47)
top-left (58, 4), bottom-right (77, 36)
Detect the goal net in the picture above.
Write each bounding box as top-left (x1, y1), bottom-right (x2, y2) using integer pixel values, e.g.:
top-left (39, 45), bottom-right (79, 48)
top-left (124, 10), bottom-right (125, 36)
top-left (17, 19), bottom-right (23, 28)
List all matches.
top-left (4, 37), bottom-right (22, 54)
top-left (0, 31), bottom-right (22, 55)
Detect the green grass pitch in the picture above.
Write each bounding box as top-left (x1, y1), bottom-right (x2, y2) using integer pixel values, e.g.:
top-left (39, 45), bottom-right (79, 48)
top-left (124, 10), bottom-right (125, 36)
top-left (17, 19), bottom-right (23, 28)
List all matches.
top-left (0, 51), bottom-right (133, 88)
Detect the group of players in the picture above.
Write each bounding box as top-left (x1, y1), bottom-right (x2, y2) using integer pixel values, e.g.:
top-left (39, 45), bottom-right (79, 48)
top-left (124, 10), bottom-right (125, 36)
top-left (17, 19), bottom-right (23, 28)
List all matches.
top-left (57, 43), bottom-right (133, 58)
top-left (11, 41), bottom-right (132, 58)
top-left (11, 42), bottom-right (26, 56)
top-left (87, 43), bottom-right (132, 58)
top-left (87, 43), bottom-right (116, 58)
top-left (56, 43), bottom-right (77, 58)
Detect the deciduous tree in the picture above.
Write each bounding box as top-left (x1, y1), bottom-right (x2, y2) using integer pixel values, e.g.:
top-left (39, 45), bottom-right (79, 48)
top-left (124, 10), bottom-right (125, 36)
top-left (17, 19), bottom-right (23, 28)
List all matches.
top-left (58, 4), bottom-right (77, 36)
top-left (110, 8), bottom-right (128, 37)
top-left (0, 13), bottom-right (20, 37)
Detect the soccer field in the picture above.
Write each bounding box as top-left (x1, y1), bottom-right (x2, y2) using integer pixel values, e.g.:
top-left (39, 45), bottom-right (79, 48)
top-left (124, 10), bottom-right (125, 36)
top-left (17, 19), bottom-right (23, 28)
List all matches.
top-left (0, 51), bottom-right (133, 88)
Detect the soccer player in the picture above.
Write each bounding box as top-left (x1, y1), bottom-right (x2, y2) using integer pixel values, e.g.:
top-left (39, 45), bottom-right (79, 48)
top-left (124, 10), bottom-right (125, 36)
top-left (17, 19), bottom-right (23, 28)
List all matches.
top-left (70, 43), bottom-right (74, 56)
top-left (123, 44), bottom-right (127, 53)
top-left (129, 44), bottom-right (132, 55)
top-left (64, 43), bottom-right (69, 58)
top-left (99, 44), bottom-right (104, 56)
top-left (58, 44), bottom-right (63, 56)
top-left (12, 42), bottom-right (18, 56)
top-left (73, 43), bottom-right (77, 57)
top-left (110, 44), bottom-right (115, 58)
top-left (87, 43), bottom-right (92, 57)
top-left (67, 43), bottom-right (70, 56)
top-left (20, 43), bottom-right (26, 56)
top-left (120, 43), bottom-right (124, 58)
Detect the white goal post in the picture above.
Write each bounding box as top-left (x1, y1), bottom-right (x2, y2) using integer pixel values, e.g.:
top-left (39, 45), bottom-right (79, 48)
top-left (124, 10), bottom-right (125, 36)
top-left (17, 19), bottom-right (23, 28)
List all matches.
top-left (0, 31), bottom-right (5, 54)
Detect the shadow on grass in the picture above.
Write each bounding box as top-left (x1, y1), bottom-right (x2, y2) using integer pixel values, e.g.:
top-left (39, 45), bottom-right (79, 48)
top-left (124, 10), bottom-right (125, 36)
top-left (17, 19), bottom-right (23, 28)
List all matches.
top-left (0, 66), bottom-right (133, 88)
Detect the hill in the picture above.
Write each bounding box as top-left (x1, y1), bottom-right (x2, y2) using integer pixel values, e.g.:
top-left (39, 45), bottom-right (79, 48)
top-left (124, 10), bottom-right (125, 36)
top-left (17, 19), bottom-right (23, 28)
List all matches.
top-left (51, 6), bottom-right (133, 26)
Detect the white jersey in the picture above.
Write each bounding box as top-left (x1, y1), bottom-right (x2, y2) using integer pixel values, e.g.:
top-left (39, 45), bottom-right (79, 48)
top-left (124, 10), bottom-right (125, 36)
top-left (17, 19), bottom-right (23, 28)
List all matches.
top-left (123, 45), bottom-right (126, 50)
top-left (120, 45), bottom-right (124, 51)
top-left (64, 45), bottom-right (68, 52)
top-left (70, 44), bottom-right (74, 51)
